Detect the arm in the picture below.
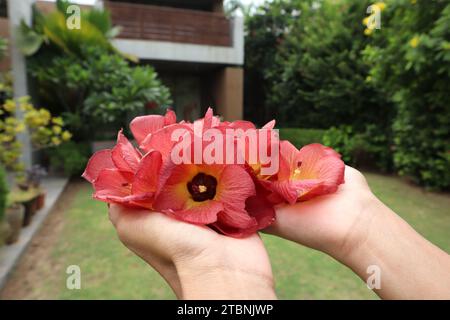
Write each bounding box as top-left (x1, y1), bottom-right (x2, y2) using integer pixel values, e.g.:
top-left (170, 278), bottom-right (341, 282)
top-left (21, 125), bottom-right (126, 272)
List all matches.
top-left (108, 204), bottom-right (276, 300)
top-left (267, 166), bottom-right (450, 299)
top-left (341, 197), bottom-right (450, 299)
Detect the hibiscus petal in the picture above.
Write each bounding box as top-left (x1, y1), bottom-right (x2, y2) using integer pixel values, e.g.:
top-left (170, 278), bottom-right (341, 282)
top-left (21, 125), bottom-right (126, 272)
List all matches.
top-left (270, 180), bottom-right (299, 204)
top-left (217, 208), bottom-right (257, 229)
top-left (154, 164), bottom-right (199, 211)
top-left (203, 107), bottom-right (214, 129)
top-left (211, 219), bottom-right (258, 238)
top-left (295, 143), bottom-right (345, 200)
top-left (82, 149), bottom-right (115, 183)
top-left (279, 140), bottom-right (301, 180)
top-left (228, 120), bottom-right (256, 131)
top-left (216, 165), bottom-right (256, 213)
top-left (93, 168), bottom-right (133, 202)
top-left (164, 109), bottom-right (177, 125)
top-left (262, 119), bottom-right (276, 129)
top-left (131, 150), bottom-right (163, 195)
top-left (130, 115), bottom-right (165, 145)
top-left (140, 123), bottom-right (192, 156)
top-left (297, 143), bottom-right (342, 179)
top-left (111, 130), bottom-right (142, 173)
top-left (170, 200), bottom-right (223, 224)
top-left (245, 180), bottom-right (276, 230)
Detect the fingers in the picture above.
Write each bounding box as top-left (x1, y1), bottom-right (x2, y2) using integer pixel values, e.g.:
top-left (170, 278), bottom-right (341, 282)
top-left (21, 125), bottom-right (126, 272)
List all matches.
top-left (108, 203), bottom-right (121, 227)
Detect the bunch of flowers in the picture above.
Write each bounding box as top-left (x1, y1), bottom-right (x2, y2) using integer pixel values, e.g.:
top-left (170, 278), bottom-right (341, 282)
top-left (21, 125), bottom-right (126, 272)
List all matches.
top-left (83, 108), bottom-right (344, 238)
top-left (0, 96), bottom-right (72, 179)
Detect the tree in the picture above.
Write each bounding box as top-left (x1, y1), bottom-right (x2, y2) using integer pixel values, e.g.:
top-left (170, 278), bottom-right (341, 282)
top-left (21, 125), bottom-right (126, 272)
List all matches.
top-left (364, 0), bottom-right (450, 189)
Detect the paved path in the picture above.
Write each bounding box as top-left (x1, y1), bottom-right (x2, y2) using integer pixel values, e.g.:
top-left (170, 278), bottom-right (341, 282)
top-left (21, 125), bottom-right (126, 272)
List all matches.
top-left (0, 177), bottom-right (68, 290)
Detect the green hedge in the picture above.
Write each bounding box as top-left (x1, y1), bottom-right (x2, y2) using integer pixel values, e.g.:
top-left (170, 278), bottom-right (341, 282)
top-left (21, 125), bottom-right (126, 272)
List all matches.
top-left (279, 128), bottom-right (325, 149)
top-left (48, 141), bottom-right (91, 177)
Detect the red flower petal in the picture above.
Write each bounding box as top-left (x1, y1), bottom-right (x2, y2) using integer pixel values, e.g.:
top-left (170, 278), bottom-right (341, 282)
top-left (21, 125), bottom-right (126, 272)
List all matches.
top-left (130, 115), bottom-right (165, 145)
top-left (245, 178), bottom-right (276, 229)
top-left (262, 119), bottom-right (276, 129)
top-left (226, 120), bottom-right (256, 131)
top-left (202, 107), bottom-right (214, 130)
top-left (129, 109), bottom-right (177, 145)
top-left (131, 150), bottom-right (163, 195)
top-left (154, 164), bottom-right (199, 211)
top-left (164, 109), bottom-right (177, 125)
top-left (216, 209), bottom-right (257, 229)
top-left (140, 123), bottom-right (192, 156)
top-left (273, 143), bottom-right (345, 202)
top-left (216, 165), bottom-right (256, 216)
top-left (170, 200), bottom-right (223, 224)
top-left (295, 143), bottom-right (345, 200)
top-left (111, 130), bottom-right (142, 173)
top-left (93, 168), bottom-right (133, 202)
top-left (278, 140), bottom-right (302, 180)
top-left (82, 149), bottom-right (115, 183)
top-left (269, 180), bottom-right (298, 205)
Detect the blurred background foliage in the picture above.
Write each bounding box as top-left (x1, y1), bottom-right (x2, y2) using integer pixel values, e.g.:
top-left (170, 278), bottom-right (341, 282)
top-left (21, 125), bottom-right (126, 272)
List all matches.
top-left (244, 0), bottom-right (450, 190)
top-left (14, 0), bottom-right (172, 176)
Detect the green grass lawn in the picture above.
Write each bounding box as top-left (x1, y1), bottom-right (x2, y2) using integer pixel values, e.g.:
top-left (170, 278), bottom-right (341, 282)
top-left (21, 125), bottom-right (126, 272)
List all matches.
top-left (19, 172), bottom-right (450, 299)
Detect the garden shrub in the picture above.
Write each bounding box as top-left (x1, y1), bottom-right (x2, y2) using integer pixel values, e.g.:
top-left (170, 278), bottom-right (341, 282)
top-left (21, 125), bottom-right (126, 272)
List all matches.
top-left (21, 1), bottom-right (171, 142)
top-left (30, 47), bottom-right (171, 140)
top-left (363, 0), bottom-right (450, 189)
top-left (246, 0), bottom-right (449, 190)
top-left (48, 141), bottom-right (91, 177)
top-left (279, 128), bottom-right (325, 149)
top-left (245, 0), bottom-right (391, 131)
top-left (323, 125), bottom-right (393, 171)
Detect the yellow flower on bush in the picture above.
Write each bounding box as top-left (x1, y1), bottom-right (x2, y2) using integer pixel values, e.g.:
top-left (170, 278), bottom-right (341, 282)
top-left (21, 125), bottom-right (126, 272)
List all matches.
top-left (15, 123), bottom-right (25, 133)
top-left (410, 36), bottom-right (420, 48)
top-left (52, 125), bottom-right (62, 134)
top-left (62, 131), bottom-right (72, 141)
top-left (0, 134), bottom-right (13, 143)
top-left (364, 28), bottom-right (373, 36)
top-left (51, 136), bottom-right (62, 146)
top-left (3, 99), bottom-right (16, 113)
top-left (52, 117), bottom-right (64, 126)
top-left (374, 2), bottom-right (386, 11)
top-left (39, 109), bottom-right (51, 125)
top-left (1, 96), bottom-right (73, 173)
top-left (362, 17), bottom-right (369, 26)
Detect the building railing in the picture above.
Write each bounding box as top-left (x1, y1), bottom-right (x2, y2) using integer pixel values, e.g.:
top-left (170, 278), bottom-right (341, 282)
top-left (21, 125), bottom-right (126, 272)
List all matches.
top-left (106, 2), bottom-right (232, 47)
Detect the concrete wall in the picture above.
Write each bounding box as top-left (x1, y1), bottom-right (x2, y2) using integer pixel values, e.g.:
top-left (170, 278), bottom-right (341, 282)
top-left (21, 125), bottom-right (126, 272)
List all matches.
top-left (213, 67), bottom-right (243, 121)
top-left (113, 16), bottom-right (244, 66)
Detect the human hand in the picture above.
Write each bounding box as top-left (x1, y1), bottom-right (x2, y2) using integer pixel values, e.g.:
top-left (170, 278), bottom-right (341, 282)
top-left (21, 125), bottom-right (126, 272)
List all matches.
top-left (266, 166), bottom-right (450, 299)
top-left (265, 166), bottom-right (377, 261)
top-left (108, 204), bottom-right (276, 299)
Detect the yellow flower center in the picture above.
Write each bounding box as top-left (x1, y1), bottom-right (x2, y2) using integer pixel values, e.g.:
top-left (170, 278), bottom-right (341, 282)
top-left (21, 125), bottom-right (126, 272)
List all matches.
top-left (292, 167), bottom-right (302, 179)
top-left (198, 185), bottom-right (207, 193)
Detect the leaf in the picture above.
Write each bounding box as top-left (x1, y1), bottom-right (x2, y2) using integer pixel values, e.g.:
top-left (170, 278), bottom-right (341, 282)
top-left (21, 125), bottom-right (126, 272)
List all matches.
top-left (15, 21), bottom-right (44, 56)
top-left (106, 26), bottom-right (122, 39)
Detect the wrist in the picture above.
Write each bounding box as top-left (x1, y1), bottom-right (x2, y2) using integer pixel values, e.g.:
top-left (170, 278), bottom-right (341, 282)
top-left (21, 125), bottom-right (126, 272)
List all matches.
top-left (174, 257), bottom-right (276, 300)
top-left (327, 190), bottom-right (385, 263)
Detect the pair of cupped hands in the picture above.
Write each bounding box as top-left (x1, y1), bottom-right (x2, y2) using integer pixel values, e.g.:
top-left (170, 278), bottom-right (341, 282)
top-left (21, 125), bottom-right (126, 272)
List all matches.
top-left (109, 166), bottom-right (379, 299)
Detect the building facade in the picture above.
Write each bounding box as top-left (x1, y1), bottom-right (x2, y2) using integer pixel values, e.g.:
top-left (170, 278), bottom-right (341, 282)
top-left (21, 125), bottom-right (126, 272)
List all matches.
top-left (105, 0), bottom-right (244, 121)
top-left (1, 0), bottom-right (244, 122)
